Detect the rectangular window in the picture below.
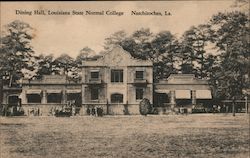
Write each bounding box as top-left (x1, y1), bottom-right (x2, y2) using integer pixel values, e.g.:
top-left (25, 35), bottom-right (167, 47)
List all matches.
top-left (136, 88), bottom-right (144, 100)
top-left (47, 93), bottom-right (62, 103)
top-left (27, 94), bottom-right (41, 103)
top-left (91, 88), bottom-right (99, 100)
top-left (111, 69), bottom-right (123, 83)
top-left (135, 71), bottom-right (144, 79)
top-left (91, 71), bottom-right (99, 79)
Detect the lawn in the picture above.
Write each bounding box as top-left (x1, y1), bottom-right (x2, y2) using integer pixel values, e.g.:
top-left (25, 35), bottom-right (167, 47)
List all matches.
top-left (0, 114), bottom-right (249, 158)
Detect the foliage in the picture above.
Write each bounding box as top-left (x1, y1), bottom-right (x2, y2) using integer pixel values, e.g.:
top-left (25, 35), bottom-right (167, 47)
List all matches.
top-left (139, 98), bottom-right (152, 115)
top-left (104, 30), bottom-right (128, 51)
top-left (0, 20), bottom-right (35, 86)
top-left (208, 11), bottom-right (250, 99)
top-left (76, 47), bottom-right (97, 64)
top-left (36, 54), bottom-right (55, 79)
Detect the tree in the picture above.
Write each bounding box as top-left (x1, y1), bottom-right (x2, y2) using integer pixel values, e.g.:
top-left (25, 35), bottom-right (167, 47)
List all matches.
top-left (231, 0), bottom-right (249, 12)
top-left (0, 20), bottom-right (35, 87)
top-left (53, 54), bottom-right (75, 75)
top-left (151, 31), bottom-right (179, 79)
top-left (179, 24), bottom-right (213, 78)
top-left (208, 11), bottom-right (250, 100)
top-left (75, 47), bottom-right (96, 65)
top-left (36, 54), bottom-right (55, 79)
top-left (104, 30), bottom-right (128, 51)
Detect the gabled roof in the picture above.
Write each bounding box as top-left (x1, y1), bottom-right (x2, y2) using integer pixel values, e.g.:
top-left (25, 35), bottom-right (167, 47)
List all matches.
top-left (83, 45), bottom-right (153, 67)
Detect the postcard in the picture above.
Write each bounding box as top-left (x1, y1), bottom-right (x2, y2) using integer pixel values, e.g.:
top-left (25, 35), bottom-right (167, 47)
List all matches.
top-left (0, 1), bottom-right (249, 158)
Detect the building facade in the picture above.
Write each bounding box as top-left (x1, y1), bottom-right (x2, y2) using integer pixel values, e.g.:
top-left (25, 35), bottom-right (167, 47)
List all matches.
top-left (154, 74), bottom-right (212, 113)
top-left (21, 75), bottom-right (82, 115)
top-left (81, 46), bottom-right (153, 115)
top-left (1, 46), bottom-right (215, 116)
top-left (18, 46), bottom-right (153, 115)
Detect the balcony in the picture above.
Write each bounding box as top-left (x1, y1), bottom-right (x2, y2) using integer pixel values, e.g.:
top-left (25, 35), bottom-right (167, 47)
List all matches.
top-left (134, 78), bottom-right (147, 85)
top-left (88, 78), bottom-right (102, 84)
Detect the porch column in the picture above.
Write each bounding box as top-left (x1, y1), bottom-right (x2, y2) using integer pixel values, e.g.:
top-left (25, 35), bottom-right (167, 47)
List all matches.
top-left (245, 96), bottom-right (248, 114)
top-left (81, 85), bottom-right (87, 115)
top-left (81, 85), bottom-right (86, 104)
top-left (41, 90), bottom-right (47, 104)
top-left (170, 90), bottom-right (176, 109)
top-left (191, 90), bottom-right (196, 105)
top-left (22, 90), bottom-right (27, 104)
top-left (62, 89), bottom-right (67, 104)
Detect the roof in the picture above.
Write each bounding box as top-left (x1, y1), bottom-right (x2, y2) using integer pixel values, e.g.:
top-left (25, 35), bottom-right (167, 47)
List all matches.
top-left (155, 74), bottom-right (211, 91)
top-left (22, 75), bottom-right (81, 85)
top-left (158, 74), bottom-right (209, 85)
top-left (83, 45), bottom-right (153, 67)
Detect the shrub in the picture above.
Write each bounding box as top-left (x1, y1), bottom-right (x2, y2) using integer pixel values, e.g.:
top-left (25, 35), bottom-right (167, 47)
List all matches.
top-left (139, 98), bottom-right (152, 116)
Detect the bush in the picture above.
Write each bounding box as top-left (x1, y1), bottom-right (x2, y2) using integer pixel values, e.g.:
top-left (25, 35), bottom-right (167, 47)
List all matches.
top-left (139, 98), bottom-right (152, 116)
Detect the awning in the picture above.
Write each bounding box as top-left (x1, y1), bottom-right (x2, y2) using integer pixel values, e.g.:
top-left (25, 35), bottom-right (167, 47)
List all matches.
top-left (90, 69), bottom-right (99, 72)
top-left (26, 89), bottom-right (42, 94)
top-left (196, 90), bottom-right (212, 99)
top-left (175, 90), bottom-right (191, 99)
top-left (155, 89), bottom-right (170, 94)
top-left (66, 89), bottom-right (81, 93)
top-left (47, 89), bottom-right (62, 93)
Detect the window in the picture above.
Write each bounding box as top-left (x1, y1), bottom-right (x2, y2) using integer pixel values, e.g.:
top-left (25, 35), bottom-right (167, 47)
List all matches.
top-left (27, 94), bottom-right (41, 103)
top-left (8, 96), bottom-right (20, 106)
top-left (91, 71), bottom-right (99, 79)
top-left (91, 88), bottom-right (99, 100)
top-left (136, 88), bottom-right (144, 100)
top-left (111, 93), bottom-right (123, 103)
top-left (47, 93), bottom-right (62, 103)
top-left (111, 69), bottom-right (123, 83)
top-left (135, 71), bottom-right (144, 80)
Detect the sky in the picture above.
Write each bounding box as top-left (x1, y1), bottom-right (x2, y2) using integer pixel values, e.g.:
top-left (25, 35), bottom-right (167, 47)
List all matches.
top-left (0, 1), bottom-right (242, 58)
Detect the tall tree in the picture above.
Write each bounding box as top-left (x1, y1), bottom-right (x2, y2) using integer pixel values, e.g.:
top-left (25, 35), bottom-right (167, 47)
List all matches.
top-left (104, 30), bottom-right (127, 51)
top-left (151, 31), bottom-right (179, 79)
top-left (0, 20), bottom-right (35, 87)
top-left (180, 24), bottom-right (212, 78)
top-left (209, 11), bottom-right (250, 99)
top-left (76, 47), bottom-right (96, 65)
top-left (53, 54), bottom-right (75, 75)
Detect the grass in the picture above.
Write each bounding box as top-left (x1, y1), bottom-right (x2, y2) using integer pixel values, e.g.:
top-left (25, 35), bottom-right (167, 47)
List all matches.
top-left (0, 114), bottom-right (249, 158)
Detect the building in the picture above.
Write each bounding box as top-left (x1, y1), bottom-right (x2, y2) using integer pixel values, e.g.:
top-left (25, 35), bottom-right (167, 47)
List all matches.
top-left (21, 75), bottom-right (82, 115)
top-left (19, 46), bottom-right (153, 115)
top-left (2, 46), bottom-right (214, 116)
top-left (154, 74), bottom-right (212, 113)
top-left (1, 82), bottom-right (22, 107)
top-left (81, 46), bottom-right (153, 115)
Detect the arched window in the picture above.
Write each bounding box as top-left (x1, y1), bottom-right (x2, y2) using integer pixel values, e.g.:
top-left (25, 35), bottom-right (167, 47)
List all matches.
top-left (111, 93), bottom-right (123, 103)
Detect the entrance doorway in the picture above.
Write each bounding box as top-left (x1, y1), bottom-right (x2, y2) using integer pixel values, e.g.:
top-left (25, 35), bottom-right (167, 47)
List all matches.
top-left (111, 93), bottom-right (123, 103)
top-left (8, 95), bottom-right (20, 106)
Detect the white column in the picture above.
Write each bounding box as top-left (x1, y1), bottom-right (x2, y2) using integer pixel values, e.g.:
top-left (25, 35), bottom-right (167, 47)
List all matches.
top-left (81, 85), bottom-right (87, 115)
top-left (192, 90), bottom-right (196, 105)
top-left (170, 90), bottom-right (176, 109)
top-left (245, 96), bottom-right (248, 114)
top-left (62, 89), bottom-right (66, 104)
top-left (41, 90), bottom-right (47, 104)
top-left (22, 90), bottom-right (27, 104)
top-left (81, 85), bottom-right (85, 104)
